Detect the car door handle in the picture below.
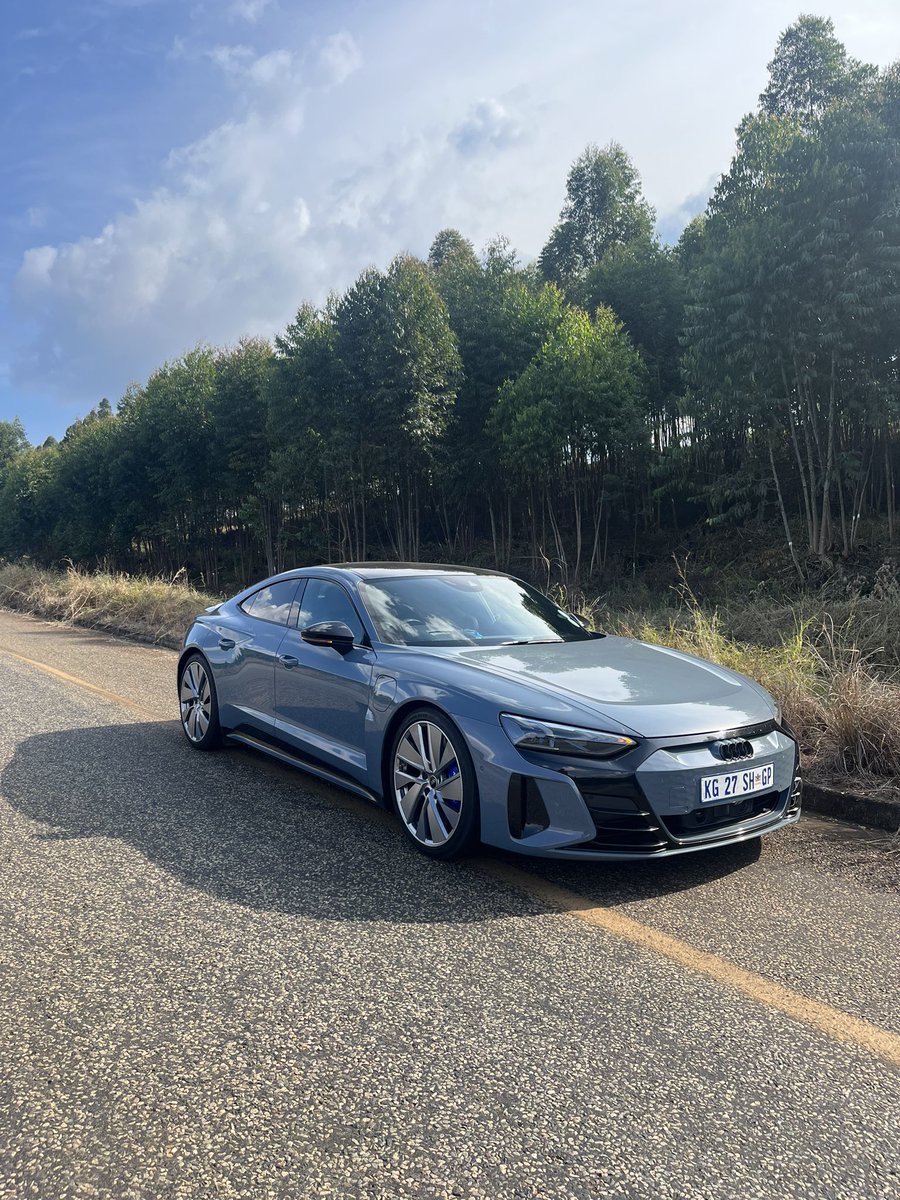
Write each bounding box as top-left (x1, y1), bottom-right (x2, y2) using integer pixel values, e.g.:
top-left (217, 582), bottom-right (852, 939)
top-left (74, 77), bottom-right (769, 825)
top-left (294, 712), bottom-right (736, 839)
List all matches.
top-left (278, 653), bottom-right (299, 668)
top-left (218, 638), bottom-right (236, 650)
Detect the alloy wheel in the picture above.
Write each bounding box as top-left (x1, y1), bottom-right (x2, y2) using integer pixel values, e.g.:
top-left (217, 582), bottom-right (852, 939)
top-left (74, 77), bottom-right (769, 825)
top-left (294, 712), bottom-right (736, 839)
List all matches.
top-left (180, 659), bottom-right (212, 743)
top-left (393, 719), bottom-right (464, 847)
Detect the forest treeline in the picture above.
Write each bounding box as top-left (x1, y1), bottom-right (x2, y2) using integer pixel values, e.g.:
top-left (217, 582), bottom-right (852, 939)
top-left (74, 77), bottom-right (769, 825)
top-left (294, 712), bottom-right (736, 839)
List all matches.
top-left (1, 15), bottom-right (898, 591)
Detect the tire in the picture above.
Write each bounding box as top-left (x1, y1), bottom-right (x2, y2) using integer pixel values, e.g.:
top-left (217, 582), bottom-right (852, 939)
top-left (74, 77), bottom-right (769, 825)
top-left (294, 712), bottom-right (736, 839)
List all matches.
top-left (389, 707), bottom-right (479, 860)
top-left (178, 653), bottom-right (222, 751)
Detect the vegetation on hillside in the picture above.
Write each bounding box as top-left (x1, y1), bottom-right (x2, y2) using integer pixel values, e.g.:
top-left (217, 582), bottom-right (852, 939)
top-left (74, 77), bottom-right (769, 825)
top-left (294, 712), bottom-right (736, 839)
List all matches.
top-left (0, 15), bottom-right (897, 596)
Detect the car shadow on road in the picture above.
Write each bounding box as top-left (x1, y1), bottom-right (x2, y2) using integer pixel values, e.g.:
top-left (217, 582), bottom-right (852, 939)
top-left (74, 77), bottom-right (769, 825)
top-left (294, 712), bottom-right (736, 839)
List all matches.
top-left (2, 720), bottom-right (764, 923)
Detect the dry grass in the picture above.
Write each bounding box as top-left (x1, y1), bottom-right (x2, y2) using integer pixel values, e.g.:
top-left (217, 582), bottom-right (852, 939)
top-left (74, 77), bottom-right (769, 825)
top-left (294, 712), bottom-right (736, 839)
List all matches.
top-left (2, 560), bottom-right (898, 798)
top-left (0, 561), bottom-right (220, 649)
top-left (557, 583), bottom-right (900, 791)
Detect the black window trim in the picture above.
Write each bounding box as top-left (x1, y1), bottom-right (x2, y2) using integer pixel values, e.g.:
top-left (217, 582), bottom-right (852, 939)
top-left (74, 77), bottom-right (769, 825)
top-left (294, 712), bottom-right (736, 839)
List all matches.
top-left (238, 579), bottom-right (302, 627)
top-left (296, 576), bottom-right (371, 648)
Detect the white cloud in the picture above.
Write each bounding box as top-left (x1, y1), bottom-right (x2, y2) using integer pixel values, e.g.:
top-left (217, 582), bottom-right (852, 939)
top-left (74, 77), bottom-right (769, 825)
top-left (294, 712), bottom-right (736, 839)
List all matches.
top-left (208, 44), bottom-right (298, 90)
top-left (229, 0), bottom-right (275, 23)
top-left (17, 0), bottom-right (900, 423)
top-left (13, 88), bottom-right (314, 394)
top-left (246, 48), bottom-right (295, 87)
top-left (449, 99), bottom-right (522, 157)
top-left (319, 32), bottom-right (361, 85)
top-left (19, 245), bottom-right (58, 291)
top-left (11, 67), bottom-right (533, 403)
top-left (207, 43), bottom-right (254, 74)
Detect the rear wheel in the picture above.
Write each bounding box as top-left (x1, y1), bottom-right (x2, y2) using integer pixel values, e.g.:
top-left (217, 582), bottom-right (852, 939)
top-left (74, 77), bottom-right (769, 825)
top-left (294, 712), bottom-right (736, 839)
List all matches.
top-left (178, 654), bottom-right (222, 750)
top-left (390, 708), bottom-right (478, 860)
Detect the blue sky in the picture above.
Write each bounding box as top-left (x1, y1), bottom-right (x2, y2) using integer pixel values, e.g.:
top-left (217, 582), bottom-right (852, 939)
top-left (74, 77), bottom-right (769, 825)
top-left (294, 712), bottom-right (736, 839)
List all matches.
top-left (3, 0), bottom-right (899, 444)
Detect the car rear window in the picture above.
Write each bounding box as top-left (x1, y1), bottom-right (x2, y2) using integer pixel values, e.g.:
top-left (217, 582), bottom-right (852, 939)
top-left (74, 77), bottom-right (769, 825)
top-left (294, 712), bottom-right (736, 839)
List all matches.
top-left (239, 580), bottom-right (299, 625)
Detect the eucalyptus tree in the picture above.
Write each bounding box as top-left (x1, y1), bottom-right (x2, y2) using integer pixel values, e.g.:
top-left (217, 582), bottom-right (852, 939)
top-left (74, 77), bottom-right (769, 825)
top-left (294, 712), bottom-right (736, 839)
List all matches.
top-left (49, 404), bottom-right (120, 562)
top-left (760, 14), bottom-right (876, 125)
top-left (684, 25), bottom-right (900, 563)
top-left (492, 305), bottom-right (646, 582)
top-left (428, 230), bottom-right (566, 560)
top-left (538, 143), bottom-right (655, 293)
top-left (0, 419), bottom-right (28, 487)
top-left (269, 301), bottom-right (340, 566)
top-left (114, 348), bottom-right (219, 580)
top-left (331, 255), bottom-right (461, 560)
top-left (212, 337), bottom-right (278, 575)
top-left (582, 238), bottom-right (685, 450)
top-left (0, 444), bottom-right (58, 561)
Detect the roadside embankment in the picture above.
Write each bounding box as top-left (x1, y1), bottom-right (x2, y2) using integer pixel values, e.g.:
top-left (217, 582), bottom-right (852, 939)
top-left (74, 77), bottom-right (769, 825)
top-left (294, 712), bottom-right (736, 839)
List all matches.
top-left (1, 560), bottom-right (897, 831)
top-left (0, 561), bottom-right (217, 651)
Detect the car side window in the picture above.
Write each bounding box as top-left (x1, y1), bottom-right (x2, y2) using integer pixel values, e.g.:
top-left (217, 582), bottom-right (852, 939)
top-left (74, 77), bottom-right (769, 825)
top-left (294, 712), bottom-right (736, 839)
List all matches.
top-left (297, 579), bottom-right (365, 643)
top-left (239, 580), bottom-right (299, 625)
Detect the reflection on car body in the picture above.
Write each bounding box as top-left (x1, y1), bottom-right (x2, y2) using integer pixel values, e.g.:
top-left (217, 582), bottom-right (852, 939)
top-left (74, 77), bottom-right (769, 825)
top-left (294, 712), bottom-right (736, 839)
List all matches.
top-left (178, 563), bottom-right (801, 861)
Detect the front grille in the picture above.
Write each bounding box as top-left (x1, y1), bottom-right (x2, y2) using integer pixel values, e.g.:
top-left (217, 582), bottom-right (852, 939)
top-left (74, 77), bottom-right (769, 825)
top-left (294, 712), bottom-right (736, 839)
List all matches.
top-left (664, 791), bottom-right (779, 838)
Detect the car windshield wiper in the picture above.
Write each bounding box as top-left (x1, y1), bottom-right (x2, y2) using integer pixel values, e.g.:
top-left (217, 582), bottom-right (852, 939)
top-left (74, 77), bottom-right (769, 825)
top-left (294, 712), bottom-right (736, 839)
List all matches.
top-left (497, 637), bottom-right (564, 646)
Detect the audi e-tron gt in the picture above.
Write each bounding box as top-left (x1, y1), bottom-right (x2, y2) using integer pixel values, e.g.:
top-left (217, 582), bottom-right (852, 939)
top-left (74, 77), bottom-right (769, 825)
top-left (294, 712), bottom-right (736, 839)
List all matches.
top-left (178, 563), bottom-right (802, 860)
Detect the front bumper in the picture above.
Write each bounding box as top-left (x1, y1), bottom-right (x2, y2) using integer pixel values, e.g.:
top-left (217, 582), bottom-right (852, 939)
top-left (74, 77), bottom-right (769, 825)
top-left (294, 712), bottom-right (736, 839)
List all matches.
top-left (459, 715), bottom-right (801, 860)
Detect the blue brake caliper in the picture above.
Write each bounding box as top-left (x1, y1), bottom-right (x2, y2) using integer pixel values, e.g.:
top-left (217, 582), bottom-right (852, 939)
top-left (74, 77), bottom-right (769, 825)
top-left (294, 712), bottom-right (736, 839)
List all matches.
top-left (442, 761), bottom-right (461, 810)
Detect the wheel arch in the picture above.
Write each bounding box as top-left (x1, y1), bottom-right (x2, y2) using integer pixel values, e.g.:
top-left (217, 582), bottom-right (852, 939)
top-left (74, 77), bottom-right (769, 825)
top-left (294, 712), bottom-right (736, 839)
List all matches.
top-left (379, 698), bottom-right (458, 807)
top-left (177, 644), bottom-right (212, 684)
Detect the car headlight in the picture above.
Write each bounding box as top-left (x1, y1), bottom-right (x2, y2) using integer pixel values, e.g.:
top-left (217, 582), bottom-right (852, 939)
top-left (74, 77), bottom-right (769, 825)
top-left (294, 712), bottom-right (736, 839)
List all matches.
top-left (773, 699), bottom-right (782, 725)
top-left (500, 714), bottom-right (637, 758)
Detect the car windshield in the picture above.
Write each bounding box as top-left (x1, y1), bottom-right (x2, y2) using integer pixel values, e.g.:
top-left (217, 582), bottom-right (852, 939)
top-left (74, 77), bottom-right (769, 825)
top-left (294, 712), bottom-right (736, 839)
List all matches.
top-left (357, 574), bottom-right (593, 647)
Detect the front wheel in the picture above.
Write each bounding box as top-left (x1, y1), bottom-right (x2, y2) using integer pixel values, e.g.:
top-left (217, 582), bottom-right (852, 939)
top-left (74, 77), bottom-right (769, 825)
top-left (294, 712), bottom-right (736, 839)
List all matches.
top-left (389, 709), bottom-right (479, 860)
top-left (178, 653), bottom-right (222, 750)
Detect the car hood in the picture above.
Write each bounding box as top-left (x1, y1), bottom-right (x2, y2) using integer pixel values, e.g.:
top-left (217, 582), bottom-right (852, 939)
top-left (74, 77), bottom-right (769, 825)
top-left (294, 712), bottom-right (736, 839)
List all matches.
top-left (450, 636), bottom-right (773, 738)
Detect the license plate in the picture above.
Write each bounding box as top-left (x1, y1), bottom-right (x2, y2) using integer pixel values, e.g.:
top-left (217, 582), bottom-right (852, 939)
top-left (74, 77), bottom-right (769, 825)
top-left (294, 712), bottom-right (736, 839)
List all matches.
top-left (700, 763), bottom-right (774, 803)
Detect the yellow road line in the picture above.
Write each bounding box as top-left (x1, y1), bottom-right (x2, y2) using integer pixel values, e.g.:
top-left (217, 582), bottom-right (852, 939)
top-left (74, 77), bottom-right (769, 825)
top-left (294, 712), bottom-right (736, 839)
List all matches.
top-left (480, 859), bottom-right (900, 1071)
top-left (3, 637), bottom-right (897, 1070)
top-left (0, 644), bottom-right (165, 721)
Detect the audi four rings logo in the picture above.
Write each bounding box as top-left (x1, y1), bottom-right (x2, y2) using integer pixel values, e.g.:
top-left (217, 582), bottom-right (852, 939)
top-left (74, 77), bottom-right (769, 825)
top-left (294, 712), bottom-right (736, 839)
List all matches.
top-left (713, 738), bottom-right (754, 761)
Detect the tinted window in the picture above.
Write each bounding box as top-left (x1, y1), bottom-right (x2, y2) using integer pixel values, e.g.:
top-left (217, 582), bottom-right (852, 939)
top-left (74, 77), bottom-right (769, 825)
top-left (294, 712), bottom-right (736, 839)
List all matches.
top-left (240, 580), bottom-right (299, 625)
top-left (297, 579), bottom-right (365, 643)
top-left (357, 574), bottom-right (592, 647)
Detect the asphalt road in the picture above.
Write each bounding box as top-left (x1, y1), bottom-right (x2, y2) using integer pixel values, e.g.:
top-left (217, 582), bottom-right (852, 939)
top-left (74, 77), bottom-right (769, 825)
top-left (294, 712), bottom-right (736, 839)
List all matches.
top-left (0, 609), bottom-right (897, 1200)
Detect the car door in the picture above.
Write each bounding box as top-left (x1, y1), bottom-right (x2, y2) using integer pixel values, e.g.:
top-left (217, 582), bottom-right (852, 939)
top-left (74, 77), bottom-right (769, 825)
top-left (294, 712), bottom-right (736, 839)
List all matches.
top-left (274, 577), bottom-right (375, 783)
top-left (220, 578), bottom-right (302, 736)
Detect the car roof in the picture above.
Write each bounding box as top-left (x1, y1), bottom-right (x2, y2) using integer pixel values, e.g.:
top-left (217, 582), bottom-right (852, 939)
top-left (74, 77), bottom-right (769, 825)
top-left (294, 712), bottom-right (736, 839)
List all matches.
top-left (332, 562), bottom-right (508, 580)
top-left (232, 564), bottom-right (514, 603)
top-left (270, 562), bottom-right (510, 583)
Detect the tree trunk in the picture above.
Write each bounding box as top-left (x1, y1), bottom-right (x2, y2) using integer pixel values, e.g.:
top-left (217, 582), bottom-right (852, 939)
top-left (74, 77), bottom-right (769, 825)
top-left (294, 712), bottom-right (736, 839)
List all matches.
top-left (817, 353), bottom-right (837, 557)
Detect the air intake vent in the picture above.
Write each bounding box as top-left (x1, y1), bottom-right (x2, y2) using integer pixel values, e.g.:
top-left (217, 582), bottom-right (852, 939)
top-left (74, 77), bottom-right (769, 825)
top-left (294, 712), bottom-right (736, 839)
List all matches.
top-left (507, 775), bottom-right (550, 839)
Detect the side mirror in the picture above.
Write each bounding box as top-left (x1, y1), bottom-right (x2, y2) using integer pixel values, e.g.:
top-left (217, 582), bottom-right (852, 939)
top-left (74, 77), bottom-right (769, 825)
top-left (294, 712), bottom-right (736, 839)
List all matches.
top-left (300, 620), bottom-right (356, 653)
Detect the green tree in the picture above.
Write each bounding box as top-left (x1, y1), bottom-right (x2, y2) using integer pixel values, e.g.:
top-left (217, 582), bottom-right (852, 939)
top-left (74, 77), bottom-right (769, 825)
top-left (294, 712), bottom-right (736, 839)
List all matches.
top-left (212, 338), bottom-right (278, 574)
top-left (114, 348), bottom-right (219, 580)
top-left (760, 14), bottom-right (875, 124)
top-left (539, 143), bottom-right (655, 292)
top-left (493, 305), bottom-right (646, 582)
top-left (684, 32), bottom-right (900, 562)
top-left (50, 404), bottom-right (120, 562)
top-left (331, 256), bottom-right (461, 559)
top-left (270, 301), bottom-right (340, 564)
top-left (0, 444), bottom-right (58, 560)
top-left (429, 230), bottom-right (566, 561)
top-left (582, 239), bottom-right (685, 448)
top-left (0, 418), bottom-right (29, 489)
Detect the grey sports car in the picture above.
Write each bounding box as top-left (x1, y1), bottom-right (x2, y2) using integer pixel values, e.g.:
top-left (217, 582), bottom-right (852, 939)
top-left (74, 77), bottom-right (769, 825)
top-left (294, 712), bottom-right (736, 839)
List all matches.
top-left (178, 563), bottom-right (802, 861)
